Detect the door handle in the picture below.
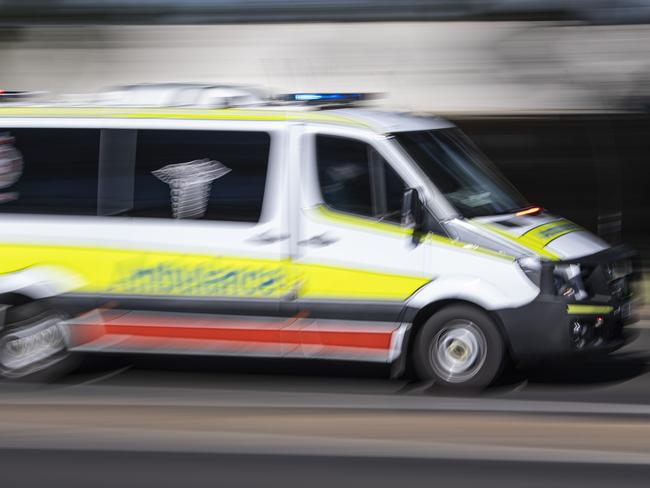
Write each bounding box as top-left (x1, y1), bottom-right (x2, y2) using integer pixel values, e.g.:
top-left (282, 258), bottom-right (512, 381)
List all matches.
top-left (298, 233), bottom-right (339, 247)
top-left (247, 232), bottom-right (290, 244)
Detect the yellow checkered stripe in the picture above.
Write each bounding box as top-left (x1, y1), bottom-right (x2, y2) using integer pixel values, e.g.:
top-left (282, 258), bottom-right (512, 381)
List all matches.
top-left (478, 219), bottom-right (583, 261)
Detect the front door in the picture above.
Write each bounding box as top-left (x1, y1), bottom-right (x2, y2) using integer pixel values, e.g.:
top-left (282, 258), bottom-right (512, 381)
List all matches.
top-left (291, 128), bottom-right (431, 362)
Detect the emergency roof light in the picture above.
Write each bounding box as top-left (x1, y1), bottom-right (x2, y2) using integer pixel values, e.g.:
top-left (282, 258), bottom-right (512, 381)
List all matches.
top-left (277, 92), bottom-right (381, 105)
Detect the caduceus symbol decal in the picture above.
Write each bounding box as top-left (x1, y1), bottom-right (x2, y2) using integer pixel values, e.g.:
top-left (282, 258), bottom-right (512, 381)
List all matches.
top-left (152, 158), bottom-right (231, 219)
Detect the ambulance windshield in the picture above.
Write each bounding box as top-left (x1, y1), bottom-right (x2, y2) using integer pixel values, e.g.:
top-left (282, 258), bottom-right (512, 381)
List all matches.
top-left (394, 128), bottom-right (528, 218)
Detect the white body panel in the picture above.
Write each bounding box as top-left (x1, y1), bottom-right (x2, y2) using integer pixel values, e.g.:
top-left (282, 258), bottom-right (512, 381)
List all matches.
top-left (294, 124), bottom-right (540, 311)
top-left (408, 247), bottom-right (539, 310)
top-left (295, 125), bottom-right (428, 280)
top-left (0, 119), bottom-right (293, 308)
top-left (0, 265), bottom-right (82, 299)
top-left (546, 231), bottom-right (609, 259)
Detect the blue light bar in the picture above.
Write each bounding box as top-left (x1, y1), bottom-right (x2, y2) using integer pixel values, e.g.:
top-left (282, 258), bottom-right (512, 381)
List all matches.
top-left (278, 92), bottom-right (378, 104)
top-left (292, 93), bottom-right (362, 102)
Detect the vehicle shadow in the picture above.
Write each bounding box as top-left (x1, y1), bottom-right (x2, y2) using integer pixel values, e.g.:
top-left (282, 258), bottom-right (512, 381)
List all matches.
top-left (517, 354), bottom-right (649, 385)
top-left (516, 328), bottom-right (650, 386)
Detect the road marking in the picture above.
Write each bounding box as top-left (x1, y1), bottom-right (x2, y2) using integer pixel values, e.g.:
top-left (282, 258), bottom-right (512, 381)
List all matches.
top-left (63, 365), bottom-right (132, 389)
top-left (0, 428), bottom-right (648, 466)
top-left (3, 384), bottom-right (650, 417)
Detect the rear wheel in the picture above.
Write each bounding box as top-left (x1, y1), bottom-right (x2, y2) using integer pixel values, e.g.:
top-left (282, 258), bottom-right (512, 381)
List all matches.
top-left (0, 300), bottom-right (74, 380)
top-left (412, 304), bottom-right (505, 388)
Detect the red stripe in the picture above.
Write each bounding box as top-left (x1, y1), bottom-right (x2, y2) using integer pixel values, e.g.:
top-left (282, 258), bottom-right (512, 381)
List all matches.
top-left (301, 330), bottom-right (391, 349)
top-left (103, 323), bottom-right (392, 350)
top-left (69, 311), bottom-right (395, 351)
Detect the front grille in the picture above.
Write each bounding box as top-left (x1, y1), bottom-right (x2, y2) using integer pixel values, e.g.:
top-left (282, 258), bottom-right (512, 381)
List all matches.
top-left (570, 315), bottom-right (623, 349)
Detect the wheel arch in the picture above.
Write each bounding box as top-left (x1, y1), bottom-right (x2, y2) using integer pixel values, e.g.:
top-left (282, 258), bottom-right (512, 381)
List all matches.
top-left (0, 266), bottom-right (82, 301)
top-left (0, 292), bottom-right (35, 307)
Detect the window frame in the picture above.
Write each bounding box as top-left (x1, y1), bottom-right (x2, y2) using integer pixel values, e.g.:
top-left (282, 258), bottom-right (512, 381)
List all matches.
top-left (111, 127), bottom-right (274, 223)
top-left (0, 126), bottom-right (102, 216)
top-left (311, 131), bottom-right (414, 226)
top-left (300, 125), bottom-right (453, 238)
top-left (0, 118), bottom-right (285, 226)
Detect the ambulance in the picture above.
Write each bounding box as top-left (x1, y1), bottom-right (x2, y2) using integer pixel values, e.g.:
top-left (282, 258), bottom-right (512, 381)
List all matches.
top-left (0, 87), bottom-right (639, 387)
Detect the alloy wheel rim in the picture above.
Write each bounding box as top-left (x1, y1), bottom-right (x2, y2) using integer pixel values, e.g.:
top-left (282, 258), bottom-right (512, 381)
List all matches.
top-left (430, 320), bottom-right (487, 383)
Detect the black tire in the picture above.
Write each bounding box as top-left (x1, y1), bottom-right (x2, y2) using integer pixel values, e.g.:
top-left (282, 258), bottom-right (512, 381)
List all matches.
top-left (411, 304), bottom-right (505, 388)
top-left (0, 300), bottom-right (78, 381)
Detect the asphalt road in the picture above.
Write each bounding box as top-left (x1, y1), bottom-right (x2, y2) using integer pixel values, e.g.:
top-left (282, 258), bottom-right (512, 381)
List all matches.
top-left (1, 323), bottom-right (650, 487)
top-left (2, 450), bottom-right (650, 488)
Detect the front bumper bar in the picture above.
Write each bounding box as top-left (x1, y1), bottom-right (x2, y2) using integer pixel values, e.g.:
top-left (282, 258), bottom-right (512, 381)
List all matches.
top-left (497, 244), bottom-right (641, 361)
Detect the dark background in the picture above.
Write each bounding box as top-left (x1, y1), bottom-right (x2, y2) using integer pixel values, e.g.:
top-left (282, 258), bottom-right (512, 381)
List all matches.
top-left (452, 114), bottom-right (650, 265)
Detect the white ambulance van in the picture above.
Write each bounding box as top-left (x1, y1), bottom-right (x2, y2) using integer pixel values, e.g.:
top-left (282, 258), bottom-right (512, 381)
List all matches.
top-left (0, 89), bottom-right (639, 387)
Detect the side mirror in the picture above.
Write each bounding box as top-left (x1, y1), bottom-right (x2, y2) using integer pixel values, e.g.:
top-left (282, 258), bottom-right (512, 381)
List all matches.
top-left (401, 188), bottom-right (424, 240)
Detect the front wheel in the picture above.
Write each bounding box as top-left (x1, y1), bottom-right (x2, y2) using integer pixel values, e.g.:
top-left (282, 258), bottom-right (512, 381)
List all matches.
top-left (411, 304), bottom-right (505, 388)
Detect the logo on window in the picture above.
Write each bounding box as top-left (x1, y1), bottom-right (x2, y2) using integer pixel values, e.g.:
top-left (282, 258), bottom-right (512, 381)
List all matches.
top-left (152, 158), bottom-right (231, 219)
top-left (0, 133), bottom-right (23, 203)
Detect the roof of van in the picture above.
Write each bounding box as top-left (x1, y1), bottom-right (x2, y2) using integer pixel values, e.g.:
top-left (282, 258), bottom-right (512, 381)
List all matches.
top-left (0, 106), bottom-right (453, 134)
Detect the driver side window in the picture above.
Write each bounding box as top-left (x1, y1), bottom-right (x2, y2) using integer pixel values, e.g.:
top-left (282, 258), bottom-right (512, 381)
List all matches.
top-left (316, 135), bottom-right (406, 223)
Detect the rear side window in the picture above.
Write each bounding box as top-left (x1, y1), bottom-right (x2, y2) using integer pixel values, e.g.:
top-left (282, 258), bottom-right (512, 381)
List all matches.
top-left (0, 128), bottom-right (99, 215)
top-left (132, 130), bottom-right (270, 222)
top-left (316, 134), bottom-right (406, 222)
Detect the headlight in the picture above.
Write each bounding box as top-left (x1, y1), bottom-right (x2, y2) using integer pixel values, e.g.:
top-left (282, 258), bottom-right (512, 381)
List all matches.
top-left (517, 256), bottom-right (542, 287)
top-left (554, 264), bottom-right (588, 301)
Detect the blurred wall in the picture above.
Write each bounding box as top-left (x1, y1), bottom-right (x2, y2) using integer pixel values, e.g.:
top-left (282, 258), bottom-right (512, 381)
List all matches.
top-left (0, 22), bottom-right (649, 112)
